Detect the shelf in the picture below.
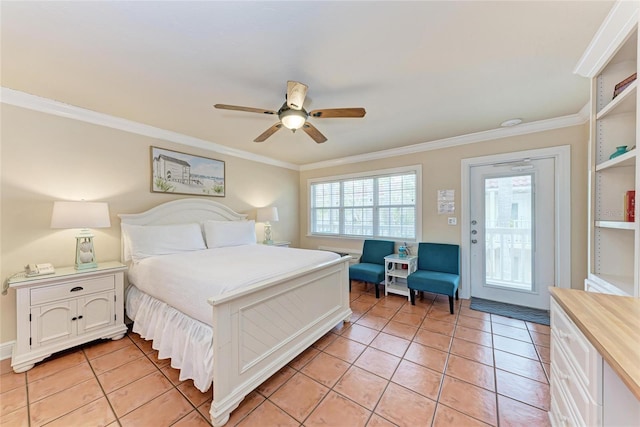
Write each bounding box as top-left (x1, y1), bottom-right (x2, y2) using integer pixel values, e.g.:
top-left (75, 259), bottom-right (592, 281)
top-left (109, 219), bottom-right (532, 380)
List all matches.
top-left (596, 148), bottom-right (636, 171)
top-left (587, 22), bottom-right (638, 300)
top-left (597, 81), bottom-right (637, 120)
top-left (387, 269), bottom-right (410, 279)
top-left (588, 273), bottom-right (635, 297)
top-left (386, 282), bottom-right (409, 297)
top-left (595, 221), bottom-right (637, 230)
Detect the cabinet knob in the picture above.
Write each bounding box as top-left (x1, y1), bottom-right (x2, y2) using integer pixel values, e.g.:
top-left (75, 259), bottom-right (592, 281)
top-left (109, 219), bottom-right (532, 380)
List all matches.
top-left (71, 317), bottom-right (77, 321)
top-left (70, 286), bottom-right (84, 292)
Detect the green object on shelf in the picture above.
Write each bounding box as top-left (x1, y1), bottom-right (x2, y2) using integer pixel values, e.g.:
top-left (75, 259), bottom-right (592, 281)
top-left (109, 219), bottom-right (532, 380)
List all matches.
top-left (609, 146), bottom-right (628, 159)
top-left (398, 246), bottom-right (407, 258)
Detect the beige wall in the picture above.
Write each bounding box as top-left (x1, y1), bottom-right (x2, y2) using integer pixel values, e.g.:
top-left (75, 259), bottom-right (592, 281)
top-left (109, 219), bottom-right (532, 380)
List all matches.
top-left (0, 104), bottom-right (299, 344)
top-left (0, 103), bottom-right (589, 347)
top-left (299, 124), bottom-right (589, 292)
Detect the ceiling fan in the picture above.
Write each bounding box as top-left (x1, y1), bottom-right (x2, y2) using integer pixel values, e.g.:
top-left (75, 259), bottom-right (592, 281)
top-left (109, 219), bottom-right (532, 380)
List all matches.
top-left (214, 81), bottom-right (366, 144)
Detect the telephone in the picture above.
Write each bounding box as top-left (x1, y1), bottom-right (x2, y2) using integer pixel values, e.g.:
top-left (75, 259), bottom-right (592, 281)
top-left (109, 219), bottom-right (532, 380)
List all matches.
top-left (25, 263), bottom-right (55, 277)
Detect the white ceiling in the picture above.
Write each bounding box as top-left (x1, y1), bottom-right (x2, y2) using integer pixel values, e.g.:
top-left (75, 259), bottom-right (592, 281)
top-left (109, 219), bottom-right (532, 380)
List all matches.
top-left (1, 1), bottom-right (614, 166)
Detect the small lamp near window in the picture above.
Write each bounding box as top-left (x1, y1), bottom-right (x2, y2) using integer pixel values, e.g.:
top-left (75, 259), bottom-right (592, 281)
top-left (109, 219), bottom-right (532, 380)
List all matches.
top-left (257, 206), bottom-right (279, 244)
top-left (50, 201), bottom-right (111, 270)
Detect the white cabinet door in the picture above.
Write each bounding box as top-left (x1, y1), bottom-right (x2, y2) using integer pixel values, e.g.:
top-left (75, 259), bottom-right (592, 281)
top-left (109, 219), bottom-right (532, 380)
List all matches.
top-left (31, 300), bottom-right (75, 348)
top-left (79, 292), bottom-right (115, 334)
top-left (30, 290), bottom-right (115, 347)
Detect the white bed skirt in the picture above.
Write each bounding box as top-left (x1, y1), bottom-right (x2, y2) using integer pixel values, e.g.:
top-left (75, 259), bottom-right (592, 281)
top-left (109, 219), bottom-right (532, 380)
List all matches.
top-left (126, 285), bottom-right (214, 392)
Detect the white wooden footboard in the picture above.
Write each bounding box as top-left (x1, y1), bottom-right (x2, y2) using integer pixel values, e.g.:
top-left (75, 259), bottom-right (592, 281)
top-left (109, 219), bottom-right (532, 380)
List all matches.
top-left (208, 256), bottom-right (352, 426)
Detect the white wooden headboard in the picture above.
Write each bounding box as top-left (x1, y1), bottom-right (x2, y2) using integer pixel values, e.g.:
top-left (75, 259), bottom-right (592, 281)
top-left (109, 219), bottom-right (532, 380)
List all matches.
top-left (118, 198), bottom-right (248, 261)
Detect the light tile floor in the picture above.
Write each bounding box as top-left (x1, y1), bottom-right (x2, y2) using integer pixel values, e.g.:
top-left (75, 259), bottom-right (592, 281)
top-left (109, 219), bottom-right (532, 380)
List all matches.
top-left (0, 282), bottom-right (552, 426)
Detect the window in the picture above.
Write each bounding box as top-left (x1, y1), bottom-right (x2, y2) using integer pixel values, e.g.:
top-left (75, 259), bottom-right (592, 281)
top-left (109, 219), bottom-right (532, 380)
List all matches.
top-left (309, 166), bottom-right (421, 240)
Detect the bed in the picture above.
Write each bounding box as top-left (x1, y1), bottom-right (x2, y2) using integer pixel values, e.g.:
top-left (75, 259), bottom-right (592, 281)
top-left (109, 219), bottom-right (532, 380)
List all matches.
top-left (119, 198), bottom-right (352, 426)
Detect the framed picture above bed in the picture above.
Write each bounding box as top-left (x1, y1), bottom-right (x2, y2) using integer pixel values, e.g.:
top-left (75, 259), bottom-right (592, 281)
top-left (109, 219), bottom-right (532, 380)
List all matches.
top-left (151, 146), bottom-right (225, 197)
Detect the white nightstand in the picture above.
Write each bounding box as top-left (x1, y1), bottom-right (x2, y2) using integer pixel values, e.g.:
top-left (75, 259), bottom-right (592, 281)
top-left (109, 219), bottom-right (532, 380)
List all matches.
top-left (8, 261), bottom-right (127, 373)
top-left (384, 254), bottom-right (418, 300)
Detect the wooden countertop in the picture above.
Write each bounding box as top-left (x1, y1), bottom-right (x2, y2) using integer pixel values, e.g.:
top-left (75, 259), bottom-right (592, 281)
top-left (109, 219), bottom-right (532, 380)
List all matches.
top-left (550, 288), bottom-right (640, 400)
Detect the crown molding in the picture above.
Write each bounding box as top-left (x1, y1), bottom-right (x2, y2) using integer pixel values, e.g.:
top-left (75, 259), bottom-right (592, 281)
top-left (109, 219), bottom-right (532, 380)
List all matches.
top-left (577, 101), bottom-right (591, 122)
top-left (300, 112), bottom-right (587, 171)
top-left (573, 0), bottom-right (639, 78)
top-left (2, 87), bottom-right (589, 173)
top-left (0, 87), bottom-right (300, 171)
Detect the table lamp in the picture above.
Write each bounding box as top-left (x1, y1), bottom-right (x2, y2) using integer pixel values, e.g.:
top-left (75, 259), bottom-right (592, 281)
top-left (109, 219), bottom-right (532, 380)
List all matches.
top-left (50, 201), bottom-right (111, 270)
top-left (257, 206), bottom-right (279, 244)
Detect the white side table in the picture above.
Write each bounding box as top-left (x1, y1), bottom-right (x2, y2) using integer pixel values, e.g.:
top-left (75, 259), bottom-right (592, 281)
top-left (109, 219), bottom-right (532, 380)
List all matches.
top-left (8, 261), bottom-right (127, 373)
top-left (384, 254), bottom-right (418, 300)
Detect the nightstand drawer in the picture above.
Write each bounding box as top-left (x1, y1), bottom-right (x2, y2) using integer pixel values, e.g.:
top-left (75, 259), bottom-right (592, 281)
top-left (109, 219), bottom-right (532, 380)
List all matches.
top-left (30, 276), bottom-right (115, 305)
top-left (551, 298), bottom-right (602, 402)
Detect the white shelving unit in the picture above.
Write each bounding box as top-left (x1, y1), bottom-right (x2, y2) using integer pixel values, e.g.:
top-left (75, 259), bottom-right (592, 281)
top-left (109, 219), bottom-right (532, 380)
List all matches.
top-left (575, 1), bottom-right (639, 298)
top-left (384, 254), bottom-right (418, 300)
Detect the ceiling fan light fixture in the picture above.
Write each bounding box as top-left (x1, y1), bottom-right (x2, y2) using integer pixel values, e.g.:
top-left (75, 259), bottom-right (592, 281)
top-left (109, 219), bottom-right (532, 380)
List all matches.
top-left (214, 81), bottom-right (365, 143)
top-left (279, 108), bottom-right (307, 130)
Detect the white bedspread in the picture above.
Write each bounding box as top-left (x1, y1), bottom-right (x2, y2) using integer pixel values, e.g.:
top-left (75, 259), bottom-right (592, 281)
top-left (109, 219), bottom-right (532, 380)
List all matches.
top-left (128, 244), bottom-right (339, 325)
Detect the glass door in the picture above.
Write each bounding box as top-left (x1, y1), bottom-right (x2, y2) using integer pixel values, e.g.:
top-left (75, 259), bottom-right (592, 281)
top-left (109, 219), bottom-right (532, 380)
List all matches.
top-left (469, 158), bottom-right (555, 310)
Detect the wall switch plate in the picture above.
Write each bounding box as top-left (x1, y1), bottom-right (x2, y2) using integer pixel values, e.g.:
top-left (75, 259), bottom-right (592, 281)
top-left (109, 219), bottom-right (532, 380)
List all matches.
top-left (448, 217), bottom-right (457, 225)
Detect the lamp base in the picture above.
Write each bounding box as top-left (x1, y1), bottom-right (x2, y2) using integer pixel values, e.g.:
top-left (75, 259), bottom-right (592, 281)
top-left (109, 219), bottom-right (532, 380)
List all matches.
top-left (75, 232), bottom-right (98, 270)
top-left (263, 223), bottom-right (273, 245)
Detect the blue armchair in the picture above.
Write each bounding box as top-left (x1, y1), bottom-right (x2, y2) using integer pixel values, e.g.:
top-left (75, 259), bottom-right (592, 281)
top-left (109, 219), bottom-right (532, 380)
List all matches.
top-left (349, 240), bottom-right (395, 298)
top-left (407, 243), bottom-right (460, 314)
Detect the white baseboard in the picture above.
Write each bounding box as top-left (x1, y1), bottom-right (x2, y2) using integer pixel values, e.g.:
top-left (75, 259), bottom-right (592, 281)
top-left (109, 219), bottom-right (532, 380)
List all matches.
top-left (0, 341), bottom-right (14, 360)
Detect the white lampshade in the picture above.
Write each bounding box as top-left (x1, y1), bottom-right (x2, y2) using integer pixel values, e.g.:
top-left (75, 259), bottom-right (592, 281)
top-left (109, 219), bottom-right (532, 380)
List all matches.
top-left (51, 201), bottom-right (111, 229)
top-left (257, 207), bottom-right (279, 223)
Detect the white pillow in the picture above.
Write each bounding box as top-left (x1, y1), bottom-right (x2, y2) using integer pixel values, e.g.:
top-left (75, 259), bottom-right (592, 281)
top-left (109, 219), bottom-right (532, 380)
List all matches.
top-left (203, 220), bottom-right (257, 248)
top-left (122, 223), bottom-right (206, 262)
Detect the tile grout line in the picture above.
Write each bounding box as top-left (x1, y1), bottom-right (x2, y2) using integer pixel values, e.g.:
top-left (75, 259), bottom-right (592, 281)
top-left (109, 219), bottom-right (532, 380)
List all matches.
top-left (84, 339), bottom-right (128, 427)
top-left (491, 312), bottom-right (501, 427)
top-left (25, 366), bottom-right (32, 427)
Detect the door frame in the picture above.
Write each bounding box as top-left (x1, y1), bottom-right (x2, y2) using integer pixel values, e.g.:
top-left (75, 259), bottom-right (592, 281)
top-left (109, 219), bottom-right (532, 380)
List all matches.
top-left (460, 145), bottom-right (572, 300)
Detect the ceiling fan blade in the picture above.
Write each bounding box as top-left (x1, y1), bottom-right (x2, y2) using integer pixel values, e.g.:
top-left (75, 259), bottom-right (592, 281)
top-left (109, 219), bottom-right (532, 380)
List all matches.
top-left (254, 123), bottom-right (283, 142)
top-left (302, 122), bottom-right (328, 144)
top-left (286, 81), bottom-right (308, 110)
top-left (214, 104), bottom-right (276, 115)
top-left (309, 108), bottom-right (366, 118)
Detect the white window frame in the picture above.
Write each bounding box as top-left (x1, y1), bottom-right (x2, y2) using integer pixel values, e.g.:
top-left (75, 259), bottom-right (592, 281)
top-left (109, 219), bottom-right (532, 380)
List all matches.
top-left (307, 165), bottom-right (422, 241)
